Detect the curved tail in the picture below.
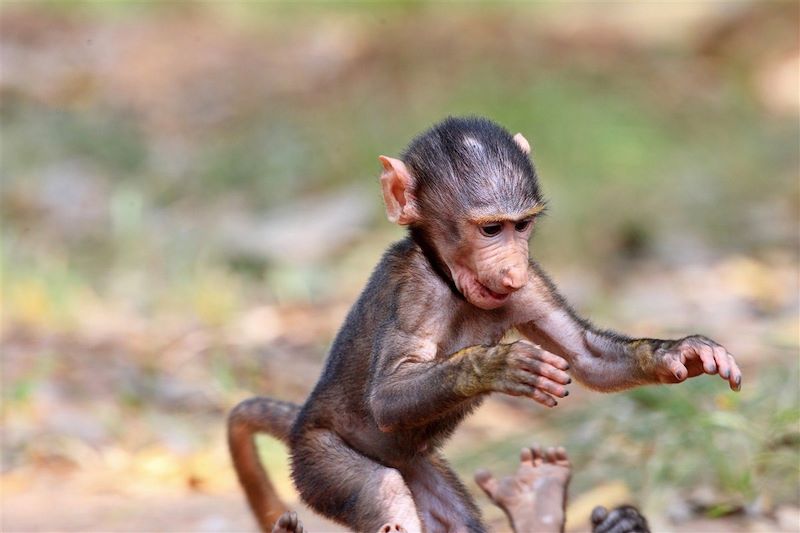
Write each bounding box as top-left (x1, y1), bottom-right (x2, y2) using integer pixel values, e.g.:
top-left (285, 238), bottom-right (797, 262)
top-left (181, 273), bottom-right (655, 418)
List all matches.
top-left (228, 396), bottom-right (301, 532)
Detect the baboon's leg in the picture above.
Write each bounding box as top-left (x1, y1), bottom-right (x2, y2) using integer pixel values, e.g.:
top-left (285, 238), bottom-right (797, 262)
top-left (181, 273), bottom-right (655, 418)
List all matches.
top-left (402, 453), bottom-right (485, 533)
top-left (291, 428), bottom-right (423, 533)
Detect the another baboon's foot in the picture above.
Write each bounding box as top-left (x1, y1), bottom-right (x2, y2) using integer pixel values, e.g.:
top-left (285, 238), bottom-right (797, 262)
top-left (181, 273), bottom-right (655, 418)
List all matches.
top-left (591, 505), bottom-right (650, 533)
top-left (475, 444), bottom-right (571, 533)
top-left (272, 511), bottom-right (305, 533)
top-left (377, 523), bottom-right (407, 533)
top-left (475, 444), bottom-right (571, 512)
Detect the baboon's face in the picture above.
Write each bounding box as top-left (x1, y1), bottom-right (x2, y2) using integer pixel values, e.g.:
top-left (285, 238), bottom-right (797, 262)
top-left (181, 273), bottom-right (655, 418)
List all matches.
top-left (444, 214), bottom-right (537, 310)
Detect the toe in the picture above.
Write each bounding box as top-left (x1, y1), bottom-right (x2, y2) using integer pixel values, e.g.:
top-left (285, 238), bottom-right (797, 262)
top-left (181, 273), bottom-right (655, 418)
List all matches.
top-left (555, 446), bottom-right (569, 461)
top-left (544, 447), bottom-right (559, 463)
top-left (520, 447), bottom-right (534, 466)
top-left (474, 469), bottom-right (498, 500)
top-left (529, 443), bottom-right (544, 465)
top-left (591, 506), bottom-right (609, 525)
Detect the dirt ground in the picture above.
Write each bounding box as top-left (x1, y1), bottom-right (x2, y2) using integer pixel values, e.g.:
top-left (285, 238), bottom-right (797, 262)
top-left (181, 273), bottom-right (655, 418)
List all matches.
top-left (3, 391), bottom-right (799, 533)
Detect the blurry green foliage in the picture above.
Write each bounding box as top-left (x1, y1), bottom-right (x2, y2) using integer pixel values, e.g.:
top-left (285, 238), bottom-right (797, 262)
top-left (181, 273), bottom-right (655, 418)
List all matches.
top-left (571, 366), bottom-right (799, 509)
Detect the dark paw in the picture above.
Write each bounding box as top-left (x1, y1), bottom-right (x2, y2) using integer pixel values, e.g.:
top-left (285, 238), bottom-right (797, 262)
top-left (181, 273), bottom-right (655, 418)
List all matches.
top-left (591, 505), bottom-right (650, 533)
top-left (272, 511), bottom-right (305, 533)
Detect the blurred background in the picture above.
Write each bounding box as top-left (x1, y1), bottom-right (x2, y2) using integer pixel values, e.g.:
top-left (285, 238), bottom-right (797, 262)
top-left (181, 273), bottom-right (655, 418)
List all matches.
top-left (1, 2), bottom-right (798, 532)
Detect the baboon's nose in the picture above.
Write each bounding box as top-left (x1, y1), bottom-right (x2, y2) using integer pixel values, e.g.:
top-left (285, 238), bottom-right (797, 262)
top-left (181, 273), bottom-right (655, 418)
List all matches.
top-left (501, 267), bottom-right (527, 291)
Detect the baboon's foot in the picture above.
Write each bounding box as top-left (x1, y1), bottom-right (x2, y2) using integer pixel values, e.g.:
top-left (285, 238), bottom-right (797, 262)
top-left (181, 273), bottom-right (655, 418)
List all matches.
top-left (591, 505), bottom-right (650, 533)
top-left (272, 511), bottom-right (305, 533)
top-left (475, 444), bottom-right (571, 533)
top-left (475, 443), bottom-right (571, 513)
top-left (377, 523), bottom-right (407, 533)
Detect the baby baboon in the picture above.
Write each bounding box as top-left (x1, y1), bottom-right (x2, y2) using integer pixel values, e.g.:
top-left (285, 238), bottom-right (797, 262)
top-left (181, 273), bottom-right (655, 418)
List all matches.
top-left (229, 117), bottom-right (740, 532)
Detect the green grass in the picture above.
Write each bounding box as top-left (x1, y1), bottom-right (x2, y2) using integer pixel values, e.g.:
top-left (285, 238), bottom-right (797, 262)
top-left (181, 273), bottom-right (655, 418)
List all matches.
top-left (562, 366), bottom-right (799, 508)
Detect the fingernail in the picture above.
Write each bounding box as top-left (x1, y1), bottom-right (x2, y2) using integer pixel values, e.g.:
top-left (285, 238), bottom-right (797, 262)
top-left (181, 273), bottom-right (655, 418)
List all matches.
top-left (567, 378), bottom-right (572, 384)
top-left (709, 364), bottom-right (717, 373)
top-left (564, 390), bottom-right (569, 397)
top-left (722, 369), bottom-right (729, 378)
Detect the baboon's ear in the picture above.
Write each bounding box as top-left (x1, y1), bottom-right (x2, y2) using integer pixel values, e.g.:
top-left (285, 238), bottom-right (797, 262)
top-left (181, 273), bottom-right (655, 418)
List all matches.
top-left (513, 133), bottom-right (531, 155)
top-left (378, 156), bottom-right (419, 225)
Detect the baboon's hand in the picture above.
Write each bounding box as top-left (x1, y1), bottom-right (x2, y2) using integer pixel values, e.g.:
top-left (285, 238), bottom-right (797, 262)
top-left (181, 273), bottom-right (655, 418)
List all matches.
top-left (655, 335), bottom-right (741, 391)
top-left (490, 340), bottom-right (571, 407)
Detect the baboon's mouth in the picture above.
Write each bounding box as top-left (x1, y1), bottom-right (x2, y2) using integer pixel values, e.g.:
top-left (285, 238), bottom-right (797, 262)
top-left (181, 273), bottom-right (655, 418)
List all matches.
top-left (476, 280), bottom-right (509, 302)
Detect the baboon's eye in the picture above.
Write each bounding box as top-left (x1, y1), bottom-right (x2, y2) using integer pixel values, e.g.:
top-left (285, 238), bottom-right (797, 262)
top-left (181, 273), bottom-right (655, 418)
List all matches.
top-left (514, 219), bottom-right (532, 232)
top-left (479, 223), bottom-right (503, 237)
